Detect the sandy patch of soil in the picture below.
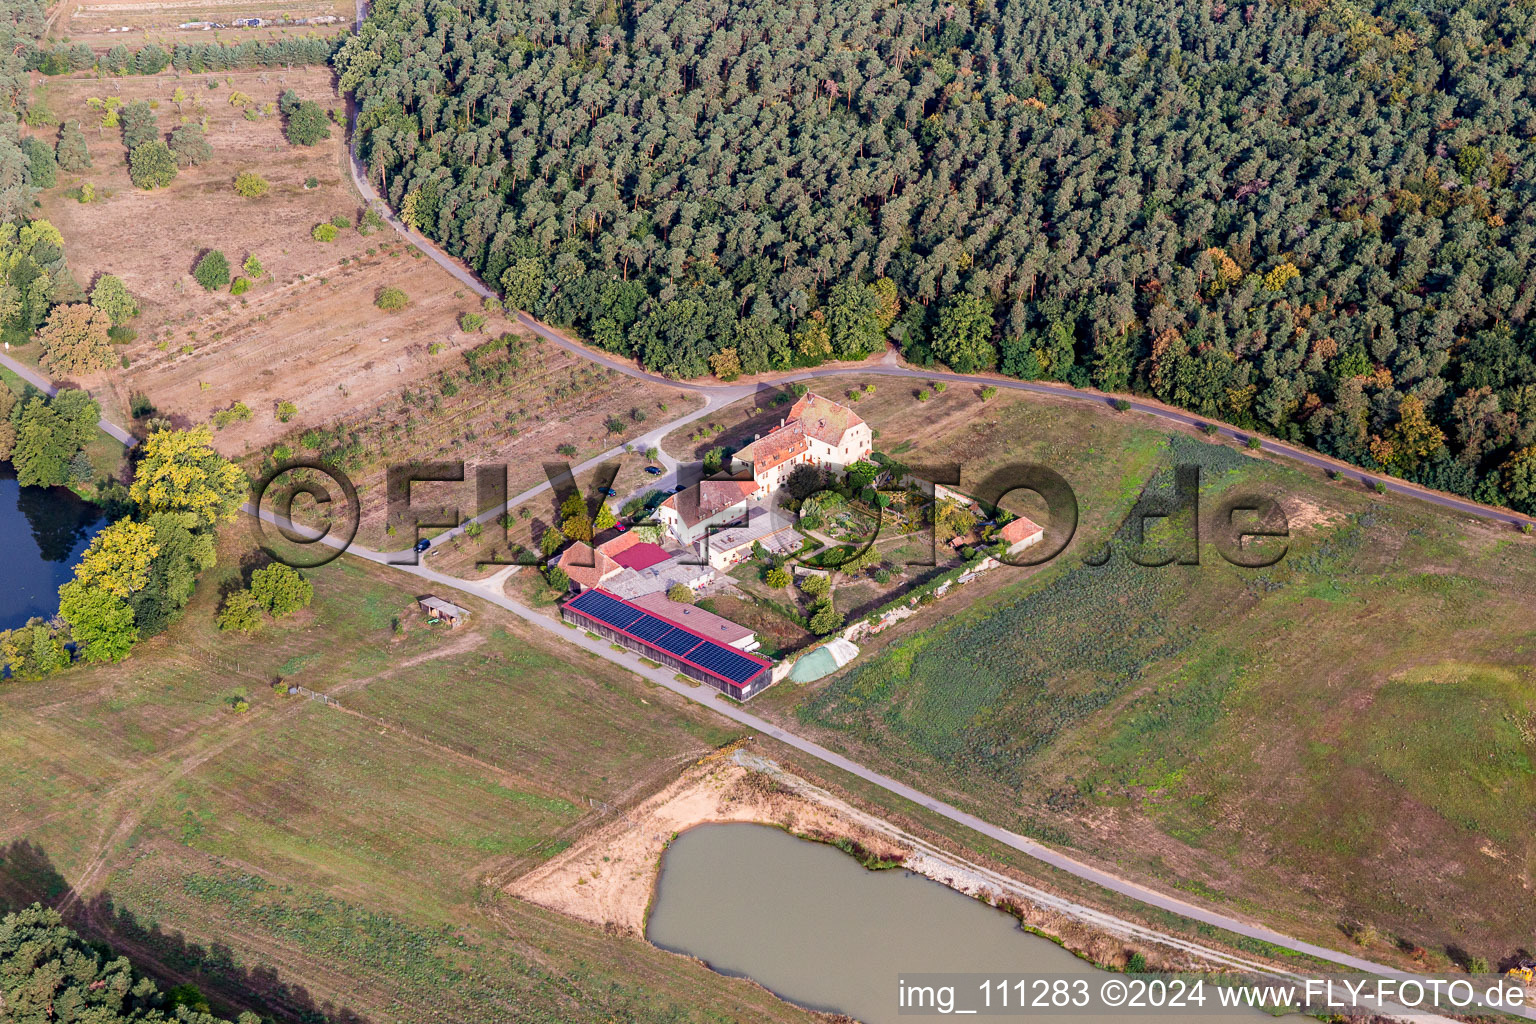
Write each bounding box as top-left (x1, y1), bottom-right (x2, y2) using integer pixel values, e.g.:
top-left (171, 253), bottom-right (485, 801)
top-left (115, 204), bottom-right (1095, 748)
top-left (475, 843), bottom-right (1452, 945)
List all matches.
top-left (507, 755), bottom-right (905, 938)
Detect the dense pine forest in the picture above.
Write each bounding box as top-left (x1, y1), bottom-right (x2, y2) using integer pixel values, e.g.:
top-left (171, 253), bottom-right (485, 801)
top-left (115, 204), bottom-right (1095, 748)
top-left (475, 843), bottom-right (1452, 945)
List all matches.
top-left (338, 0), bottom-right (1536, 510)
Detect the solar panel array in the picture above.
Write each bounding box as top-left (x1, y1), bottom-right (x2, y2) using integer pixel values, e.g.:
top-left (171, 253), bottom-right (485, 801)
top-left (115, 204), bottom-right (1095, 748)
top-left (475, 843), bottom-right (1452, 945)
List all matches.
top-left (567, 589), bottom-right (767, 687)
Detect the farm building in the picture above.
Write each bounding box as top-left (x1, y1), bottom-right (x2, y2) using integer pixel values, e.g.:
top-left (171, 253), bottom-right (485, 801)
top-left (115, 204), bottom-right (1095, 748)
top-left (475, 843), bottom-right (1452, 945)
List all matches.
top-left (626, 591), bottom-right (760, 651)
top-left (998, 516), bottom-right (1044, 554)
top-left (419, 596), bottom-right (470, 627)
top-left (561, 589), bottom-right (774, 699)
top-left (699, 506), bottom-right (797, 570)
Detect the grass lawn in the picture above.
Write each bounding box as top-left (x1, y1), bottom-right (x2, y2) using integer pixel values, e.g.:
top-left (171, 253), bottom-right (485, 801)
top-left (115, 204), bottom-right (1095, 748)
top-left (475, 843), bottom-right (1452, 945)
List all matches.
top-left (0, 531), bottom-right (817, 1024)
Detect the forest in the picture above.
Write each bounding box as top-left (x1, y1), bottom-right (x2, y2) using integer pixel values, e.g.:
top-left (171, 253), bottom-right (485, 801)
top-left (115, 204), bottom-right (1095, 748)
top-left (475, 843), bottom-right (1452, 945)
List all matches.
top-left (338, 0), bottom-right (1536, 510)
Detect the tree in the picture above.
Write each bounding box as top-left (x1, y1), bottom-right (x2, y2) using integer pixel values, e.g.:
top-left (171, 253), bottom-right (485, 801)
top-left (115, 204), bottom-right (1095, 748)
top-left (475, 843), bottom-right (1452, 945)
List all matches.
top-left (808, 602), bottom-right (844, 635)
top-left (1502, 446), bottom-right (1536, 514)
top-left (233, 170), bottom-right (269, 198)
top-left (56, 120), bottom-right (91, 171)
top-left (89, 273), bottom-right (138, 325)
top-left (243, 254), bottom-right (264, 278)
top-left (12, 396), bottom-right (73, 487)
top-left (666, 583), bottom-right (694, 603)
top-left (0, 382), bottom-right (14, 459)
top-left (500, 257), bottom-right (544, 311)
top-left (128, 140), bottom-right (177, 189)
top-left (0, 904), bottom-right (262, 1024)
top-left (129, 426), bottom-right (247, 529)
top-left (250, 563), bottom-right (313, 615)
top-left (825, 280), bottom-right (886, 359)
top-left (193, 249), bottom-right (230, 290)
top-left (119, 100), bottom-right (158, 151)
top-left (932, 294), bottom-right (996, 373)
top-left (708, 347), bottom-right (742, 381)
top-left (280, 90), bottom-right (331, 145)
top-left (765, 566), bottom-right (791, 588)
top-left (58, 580), bottom-right (137, 661)
top-left (312, 222), bottom-right (338, 242)
top-left (20, 135), bottom-right (55, 188)
top-left (38, 303), bottom-right (114, 376)
top-left (168, 121), bottom-right (212, 166)
top-left (375, 286), bottom-right (408, 310)
top-left (544, 564), bottom-right (570, 590)
top-left (593, 502), bottom-right (617, 531)
top-left (73, 519), bottom-right (159, 598)
top-left (217, 589), bottom-right (263, 632)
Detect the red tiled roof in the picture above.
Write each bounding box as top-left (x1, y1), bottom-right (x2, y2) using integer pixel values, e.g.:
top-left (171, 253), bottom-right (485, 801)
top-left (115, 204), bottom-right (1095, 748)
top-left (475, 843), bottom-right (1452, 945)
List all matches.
top-left (750, 424), bottom-right (810, 472)
top-left (660, 479), bottom-right (757, 528)
top-left (787, 392), bottom-right (865, 446)
top-left (999, 517), bottom-right (1043, 545)
top-left (558, 542), bottom-right (620, 589)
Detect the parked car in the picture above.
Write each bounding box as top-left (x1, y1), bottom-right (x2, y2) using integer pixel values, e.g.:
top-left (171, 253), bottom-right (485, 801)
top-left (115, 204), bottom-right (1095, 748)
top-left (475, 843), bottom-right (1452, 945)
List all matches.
top-left (673, 484), bottom-right (687, 493)
top-left (600, 487), bottom-right (617, 496)
top-left (644, 466), bottom-right (663, 475)
top-left (414, 538), bottom-right (431, 553)
top-left (614, 522), bottom-right (628, 532)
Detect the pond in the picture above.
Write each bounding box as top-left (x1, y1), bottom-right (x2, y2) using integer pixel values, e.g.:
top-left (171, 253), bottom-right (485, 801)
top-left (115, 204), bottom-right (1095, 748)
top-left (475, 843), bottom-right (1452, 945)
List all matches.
top-left (0, 462), bottom-right (105, 630)
top-left (647, 823), bottom-right (1277, 1024)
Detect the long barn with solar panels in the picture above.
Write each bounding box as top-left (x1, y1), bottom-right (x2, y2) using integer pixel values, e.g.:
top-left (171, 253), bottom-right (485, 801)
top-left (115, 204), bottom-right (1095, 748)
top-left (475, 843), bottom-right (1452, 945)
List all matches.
top-left (561, 589), bottom-right (776, 700)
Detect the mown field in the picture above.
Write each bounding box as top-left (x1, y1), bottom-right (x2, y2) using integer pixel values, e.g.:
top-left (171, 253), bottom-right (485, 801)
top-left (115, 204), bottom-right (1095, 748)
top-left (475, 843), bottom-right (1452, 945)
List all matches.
top-left (750, 403), bottom-right (1536, 970)
top-left (0, 531), bottom-right (816, 1024)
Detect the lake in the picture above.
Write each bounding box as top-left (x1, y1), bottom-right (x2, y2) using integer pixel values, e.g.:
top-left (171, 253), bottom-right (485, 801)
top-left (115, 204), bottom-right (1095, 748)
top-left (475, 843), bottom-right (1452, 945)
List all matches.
top-left (0, 462), bottom-right (105, 629)
top-left (646, 823), bottom-right (1275, 1023)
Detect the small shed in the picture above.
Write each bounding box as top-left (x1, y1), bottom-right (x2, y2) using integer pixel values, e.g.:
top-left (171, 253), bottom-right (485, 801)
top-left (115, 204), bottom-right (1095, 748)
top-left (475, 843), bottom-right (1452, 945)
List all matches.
top-left (419, 596), bottom-right (470, 628)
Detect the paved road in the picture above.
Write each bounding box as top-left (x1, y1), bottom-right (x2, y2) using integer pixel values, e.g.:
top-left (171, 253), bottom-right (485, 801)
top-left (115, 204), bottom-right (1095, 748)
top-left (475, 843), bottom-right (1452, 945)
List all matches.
top-left (0, 350), bottom-right (138, 448)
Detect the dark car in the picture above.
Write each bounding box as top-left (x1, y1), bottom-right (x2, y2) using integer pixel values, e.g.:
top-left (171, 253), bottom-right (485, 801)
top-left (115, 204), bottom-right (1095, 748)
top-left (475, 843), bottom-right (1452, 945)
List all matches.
top-left (414, 538), bottom-right (431, 553)
top-left (673, 484), bottom-right (687, 493)
top-left (600, 487), bottom-right (617, 496)
top-left (644, 466), bottom-right (663, 475)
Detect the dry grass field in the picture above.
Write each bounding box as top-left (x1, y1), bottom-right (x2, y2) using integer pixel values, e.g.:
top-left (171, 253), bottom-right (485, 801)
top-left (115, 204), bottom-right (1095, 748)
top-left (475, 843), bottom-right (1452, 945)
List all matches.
top-left (28, 68), bottom-right (498, 451)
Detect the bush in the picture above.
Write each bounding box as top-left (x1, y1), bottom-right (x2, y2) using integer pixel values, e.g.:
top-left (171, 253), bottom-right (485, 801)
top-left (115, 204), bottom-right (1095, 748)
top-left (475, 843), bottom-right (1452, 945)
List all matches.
top-left (243, 254), bottom-right (263, 278)
top-left (128, 140), bottom-right (177, 189)
top-left (765, 567), bottom-right (791, 588)
top-left (275, 400), bottom-right (297, 422)
top-left (375, 286), bottom-right (409, 311)
top-left (666, 584), bottom-right (695, 603)
top-left (459, 311), bottom-right (487, 333)
top-left (233, 170), bottom-right (269, 197)
top-left (799, 573), bottom-right (830, 598)
top-left (1113, 398), bottom-right (1131, 411)
top-left (193, 250), bottom-right (230, 291)
top-left (210, 402), bottom-right (251, 429)
top-left (1246, 436), bottom-right (1263, 450)
top-left (250, 563), bottom-right (313, 615)
top-left (230, 276), bottom-right (250, 295)
top-left (217, 590), bottom-right (263, 632)
top-left (329, 214), bottom-right (351, 229)
top-left (312, 222), bottom-right (338, 242)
